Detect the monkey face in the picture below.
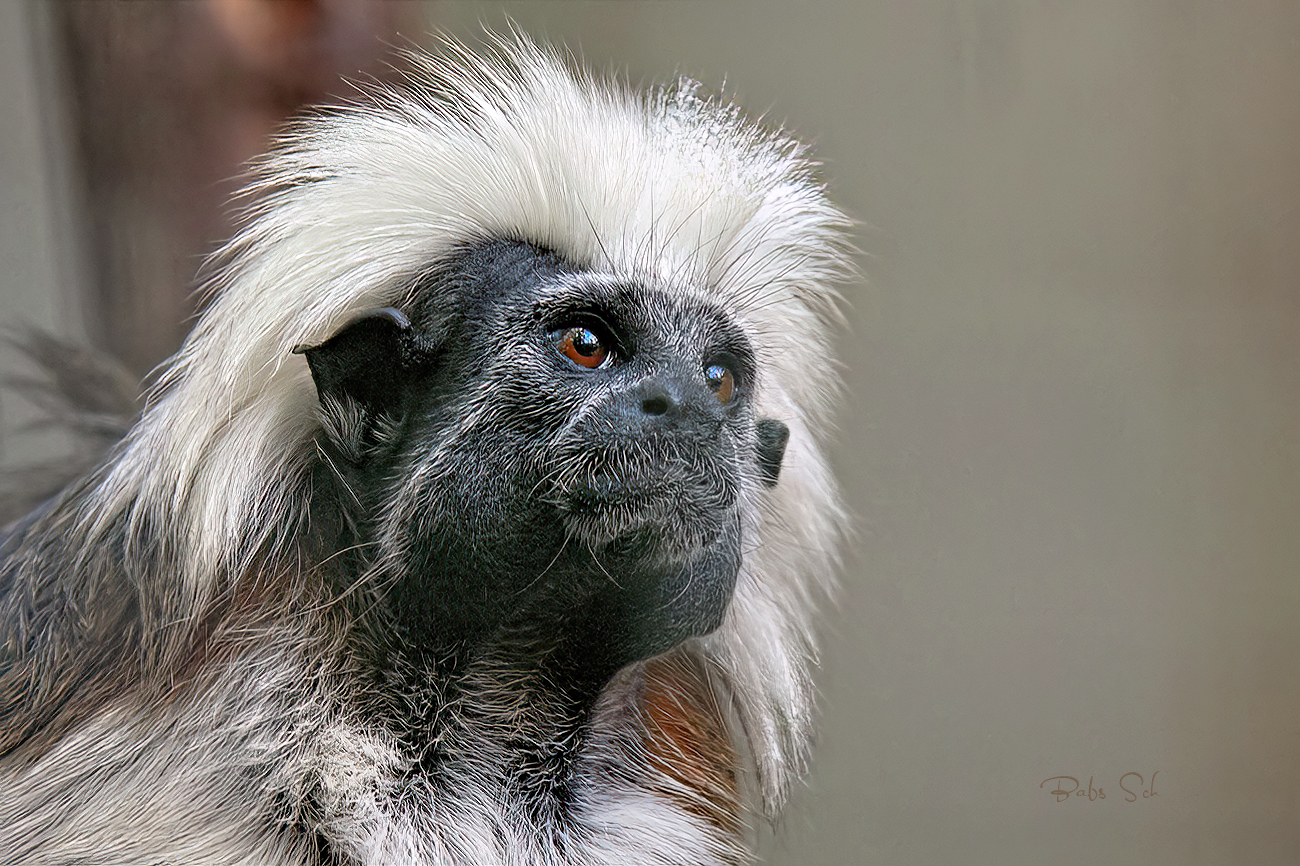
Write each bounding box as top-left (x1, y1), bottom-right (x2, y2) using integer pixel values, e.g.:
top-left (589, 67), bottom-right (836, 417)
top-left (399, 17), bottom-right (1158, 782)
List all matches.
top-left (302, 239), bottom-right (787, 684)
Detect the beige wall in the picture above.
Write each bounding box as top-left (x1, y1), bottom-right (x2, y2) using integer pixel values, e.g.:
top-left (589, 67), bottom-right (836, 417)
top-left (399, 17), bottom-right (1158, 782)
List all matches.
top-left (5, 1), bottom-right (1299, 862)
top-left (0, 0), bottom-right (83, 466)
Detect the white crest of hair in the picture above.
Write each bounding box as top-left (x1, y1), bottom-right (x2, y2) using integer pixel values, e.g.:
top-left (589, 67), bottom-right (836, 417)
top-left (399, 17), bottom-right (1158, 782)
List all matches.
top-left (67, 30), bottom-right (850, 855)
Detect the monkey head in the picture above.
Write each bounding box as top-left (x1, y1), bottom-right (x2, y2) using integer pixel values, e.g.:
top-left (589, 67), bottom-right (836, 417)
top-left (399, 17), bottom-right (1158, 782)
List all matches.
top-left (300, 238), bottom-right (790, 691)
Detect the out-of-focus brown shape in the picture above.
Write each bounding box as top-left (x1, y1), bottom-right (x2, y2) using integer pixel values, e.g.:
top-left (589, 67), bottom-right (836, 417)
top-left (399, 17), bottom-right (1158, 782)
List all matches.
top-left (56, 0), bottom-right (421, 377)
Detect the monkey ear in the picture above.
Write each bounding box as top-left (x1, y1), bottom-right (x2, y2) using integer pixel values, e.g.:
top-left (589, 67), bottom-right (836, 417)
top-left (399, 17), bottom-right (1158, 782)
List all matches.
top-left (293, 308), bottom-right (424, 459)
top-left (755, 418), bottom-right (789, 487)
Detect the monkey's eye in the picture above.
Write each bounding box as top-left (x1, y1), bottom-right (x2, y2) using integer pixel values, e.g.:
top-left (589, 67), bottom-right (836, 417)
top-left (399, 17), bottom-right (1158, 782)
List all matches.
top-left (704, 363), bottom-right (736, 404)
top-left (555, 325), bottom-right (612, 369)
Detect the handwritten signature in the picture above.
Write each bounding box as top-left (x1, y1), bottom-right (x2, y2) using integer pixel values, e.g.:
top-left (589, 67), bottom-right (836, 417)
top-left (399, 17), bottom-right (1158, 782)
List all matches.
top-left (1040, 771), bottom-right (1159, 803)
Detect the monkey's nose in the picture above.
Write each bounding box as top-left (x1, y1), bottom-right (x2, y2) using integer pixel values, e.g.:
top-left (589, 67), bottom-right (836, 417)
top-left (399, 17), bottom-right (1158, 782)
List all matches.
top-left (639, 382), bottom-right (675, 417)
top-left (614, 374), bottom-right (721, 432)
top-left (618, 377), bottom-right (695, 428)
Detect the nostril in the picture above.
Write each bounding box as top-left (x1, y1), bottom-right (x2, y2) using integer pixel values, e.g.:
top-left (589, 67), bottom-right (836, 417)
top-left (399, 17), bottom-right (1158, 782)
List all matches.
top-left (641, 394), bottom-right (671, 416)
top-left (637, 381), bottom-right (675, 417)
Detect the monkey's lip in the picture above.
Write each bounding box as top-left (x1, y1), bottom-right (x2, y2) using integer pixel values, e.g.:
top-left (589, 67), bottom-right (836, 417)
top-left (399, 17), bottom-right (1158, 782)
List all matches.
top-left (563, 474), bottom-right (666, 509)
top-left (560, 465), bottom-right (728, 514)
top-left (554, 467), bottom-right (736, 555)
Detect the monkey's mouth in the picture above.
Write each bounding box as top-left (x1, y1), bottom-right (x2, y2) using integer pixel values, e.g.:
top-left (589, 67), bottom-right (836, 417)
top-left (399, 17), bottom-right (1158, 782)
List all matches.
top-left (553, 494), bottom-right (744, 667)
top-left (550, 453), bottom-right (739, 557)
top-left (564, 473), bottom-right (659, 509)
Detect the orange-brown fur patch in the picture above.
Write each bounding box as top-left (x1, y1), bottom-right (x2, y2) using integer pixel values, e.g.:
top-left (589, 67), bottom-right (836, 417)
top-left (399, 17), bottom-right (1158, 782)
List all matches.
top-left (639, 654), bottom-right (742, 834)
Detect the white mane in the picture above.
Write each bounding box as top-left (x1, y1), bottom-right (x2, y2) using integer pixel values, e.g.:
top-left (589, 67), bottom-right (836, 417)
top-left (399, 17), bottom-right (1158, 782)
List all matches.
top-left (70, 33), bottom-right (849, 846)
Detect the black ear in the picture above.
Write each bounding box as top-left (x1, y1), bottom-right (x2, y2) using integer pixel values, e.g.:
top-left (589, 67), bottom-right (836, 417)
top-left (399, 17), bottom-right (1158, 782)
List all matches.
top-left (755, 418), bottom-right (789, 487)
top-left (293, 308), bottom-right (424, 460)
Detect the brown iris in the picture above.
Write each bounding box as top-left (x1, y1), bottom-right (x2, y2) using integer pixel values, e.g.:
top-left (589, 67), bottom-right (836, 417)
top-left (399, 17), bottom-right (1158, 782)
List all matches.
top-left (556, 326), bottom-right (610, 369)
top-left (704, 363), bottom-right (735, 404)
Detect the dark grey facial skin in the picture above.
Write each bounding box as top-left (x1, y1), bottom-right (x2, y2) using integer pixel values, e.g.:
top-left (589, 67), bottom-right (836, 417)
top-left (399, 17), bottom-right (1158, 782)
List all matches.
top-left (301, 238), bottom-right (787, 730)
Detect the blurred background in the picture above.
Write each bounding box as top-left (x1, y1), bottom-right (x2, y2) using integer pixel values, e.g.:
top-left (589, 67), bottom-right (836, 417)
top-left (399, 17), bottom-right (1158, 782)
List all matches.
top-left (2, 1), bottom-right (1298, 863)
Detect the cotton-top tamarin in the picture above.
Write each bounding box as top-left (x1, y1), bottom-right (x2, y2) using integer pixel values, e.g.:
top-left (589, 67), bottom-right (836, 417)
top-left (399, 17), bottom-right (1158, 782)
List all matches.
top-left (0, 36), bottom-right (850, 866)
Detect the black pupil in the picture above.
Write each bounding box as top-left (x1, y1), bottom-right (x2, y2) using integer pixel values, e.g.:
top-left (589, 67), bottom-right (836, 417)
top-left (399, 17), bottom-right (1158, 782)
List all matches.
top-left (573, 328), bottom-right (601, 356)
top-left (706, 365), bottom-right (727, 388)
